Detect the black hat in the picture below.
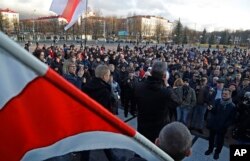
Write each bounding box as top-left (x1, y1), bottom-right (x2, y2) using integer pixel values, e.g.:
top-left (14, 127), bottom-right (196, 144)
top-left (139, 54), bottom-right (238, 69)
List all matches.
top-left (217, 78), bottom-right (225, 83)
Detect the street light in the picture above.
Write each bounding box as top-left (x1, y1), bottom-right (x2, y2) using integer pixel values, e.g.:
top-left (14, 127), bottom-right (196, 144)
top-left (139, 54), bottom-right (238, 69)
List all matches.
top-left (229, 38), bottom-right (233, 49)
top-left (136, 32), bottom-right (139, 45)
top-left (199, 35), bottom-right (203, 48)
top-left (32, 9), bottom-right (36, 41)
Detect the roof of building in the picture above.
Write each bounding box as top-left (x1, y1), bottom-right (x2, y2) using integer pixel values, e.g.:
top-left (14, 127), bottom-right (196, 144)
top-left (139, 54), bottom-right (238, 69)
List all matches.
top-left (37, 15), bottom-right (65, 20)
top-left (0, 8), bottom-right (17, 13)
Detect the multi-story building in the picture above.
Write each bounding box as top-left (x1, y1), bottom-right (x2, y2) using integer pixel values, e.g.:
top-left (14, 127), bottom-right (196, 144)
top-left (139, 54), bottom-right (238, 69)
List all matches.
top-left (0, 8), bottom-right (19, 34)
top-left (127, 15), bottom-right (173, 41)
top-left (20, 15), bottom-right (68, 40)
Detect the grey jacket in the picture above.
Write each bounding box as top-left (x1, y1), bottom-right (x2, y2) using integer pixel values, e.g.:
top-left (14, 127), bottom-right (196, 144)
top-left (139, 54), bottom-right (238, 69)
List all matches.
top-left (174, 85), bottom-right (196, 108)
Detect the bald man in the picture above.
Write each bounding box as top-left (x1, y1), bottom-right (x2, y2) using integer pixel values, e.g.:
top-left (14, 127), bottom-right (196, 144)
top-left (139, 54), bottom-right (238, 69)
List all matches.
top-left (129, 122), bottom-right (192, 161)
top-left (155, 122), bottom-right (192, 161)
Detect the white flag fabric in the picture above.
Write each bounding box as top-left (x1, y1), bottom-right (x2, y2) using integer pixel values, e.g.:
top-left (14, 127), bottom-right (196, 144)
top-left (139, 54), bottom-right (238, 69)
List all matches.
top-left (50, 0), bottom-right (86, 30)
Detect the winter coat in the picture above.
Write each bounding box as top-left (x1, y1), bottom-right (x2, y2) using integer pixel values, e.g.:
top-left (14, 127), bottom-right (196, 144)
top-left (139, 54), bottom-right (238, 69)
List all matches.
top-left (207, 99), bottom-right (236, 131)
top-left (82, 77), bottom-right (114, 112)
top-left (235, 102), bottom-right (250, 141)
top-left (134, 76), bottom-right (181, 142)
top-left (174, 85), bottom-right (196, 108)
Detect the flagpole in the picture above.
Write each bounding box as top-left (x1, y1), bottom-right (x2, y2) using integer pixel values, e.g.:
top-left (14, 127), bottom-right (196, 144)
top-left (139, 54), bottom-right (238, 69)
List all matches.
top-left (84, 0), bottom-right (88, 50)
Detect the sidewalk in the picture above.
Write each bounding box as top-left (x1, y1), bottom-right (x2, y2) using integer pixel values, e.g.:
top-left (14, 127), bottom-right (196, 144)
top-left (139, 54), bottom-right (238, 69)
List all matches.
top-left (116, 109), bottom-right (229, 161)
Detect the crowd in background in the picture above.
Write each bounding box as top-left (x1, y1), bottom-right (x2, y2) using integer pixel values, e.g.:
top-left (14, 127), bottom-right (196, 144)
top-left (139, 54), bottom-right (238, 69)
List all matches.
top-left (27, 41), bottom-right (250, 160)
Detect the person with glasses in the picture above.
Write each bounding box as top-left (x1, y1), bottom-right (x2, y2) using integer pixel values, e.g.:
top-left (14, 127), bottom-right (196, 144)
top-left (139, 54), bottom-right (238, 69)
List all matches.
top-left (63, 63), bottom-right (81, 89)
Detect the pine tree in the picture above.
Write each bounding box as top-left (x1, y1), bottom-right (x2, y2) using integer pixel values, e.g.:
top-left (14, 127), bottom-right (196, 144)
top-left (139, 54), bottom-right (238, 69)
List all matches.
top-left (173, 19), bottom-right (183, 44)
top-left (200, 29), bottom-right (207, 44)
top-left (220, 30), bottom-right (229, 45)
top-left (208, 33), bottom-right (216, 45)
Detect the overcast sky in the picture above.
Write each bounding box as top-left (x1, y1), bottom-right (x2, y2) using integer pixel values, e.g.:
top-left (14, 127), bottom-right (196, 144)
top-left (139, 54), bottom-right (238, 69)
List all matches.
top-left (1, 0), bottom-right (250, 31)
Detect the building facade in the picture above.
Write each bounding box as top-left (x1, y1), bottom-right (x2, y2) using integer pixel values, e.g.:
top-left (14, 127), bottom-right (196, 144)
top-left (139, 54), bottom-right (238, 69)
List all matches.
top-left (0, 8), bottom-right (19, 34)
top-left (127, 15), bottom-right (173, 41)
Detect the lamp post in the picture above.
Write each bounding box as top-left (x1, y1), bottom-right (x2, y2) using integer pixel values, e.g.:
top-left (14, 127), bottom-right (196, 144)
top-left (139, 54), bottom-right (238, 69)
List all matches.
top-left (32, 9), bottom-right (36, 41)
top-left (229, 38), bottom-right (233, 49)
top-left (136, 32), bottom-right (139, 45)
top-left (173, 34), bottom-right (176, 44)
top-left (84, 0), bottom-right (88, 49)
top-left (199, 35), bottom-right (203, 48)
top-left (216, 36), bottom-right (221, 50)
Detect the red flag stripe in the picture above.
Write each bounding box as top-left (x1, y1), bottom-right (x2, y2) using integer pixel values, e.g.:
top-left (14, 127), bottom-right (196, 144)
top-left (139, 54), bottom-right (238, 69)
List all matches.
top-left (0, 68), bottom-right (135, 161)
top-left (61, 0), bottom-right (80, 22)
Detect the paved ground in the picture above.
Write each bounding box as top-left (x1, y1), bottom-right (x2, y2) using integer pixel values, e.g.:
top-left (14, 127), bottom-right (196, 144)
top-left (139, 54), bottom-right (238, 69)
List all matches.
top-left (116, 109), bottom-right (230, 161)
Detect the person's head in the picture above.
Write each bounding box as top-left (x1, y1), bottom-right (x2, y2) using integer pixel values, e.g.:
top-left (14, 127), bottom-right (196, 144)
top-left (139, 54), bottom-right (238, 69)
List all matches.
top-left (222, 88), bottom-right (232, 101)
top-left (183, 78), bottom-right (189, 86)
top-left (38, 51), bottom-right (45, 61)
top-left (243, 78), bottom-right (250, 87)
top-left (95, 64), bottom-right (111, 83)
top-left (235, 73), bottom-right (242, 81)
top-left (213, 76), bottom-right (219, 84)
top-left (109, 64), bottom-right (115, 72)
top-left (216, 78), bottom-right (225, 89)
top-left (213, 69), bottom-right (220, 77)
top-left (243, 92), bottom-right (250, 105)
top-left (68, 63), bottom-right (77, 75)
top-left (228, 66), bottom-right (234, 73)
top-left (200, 77), bottom-right (208, 86)
top-left (229, 83), bottom-right (237, 92)
top-left (150, 61), bottom-right (168, 80)
top-left (173, 78), bottom-right (184, 87)
top-left (155, 122), bottom-right (192, 161)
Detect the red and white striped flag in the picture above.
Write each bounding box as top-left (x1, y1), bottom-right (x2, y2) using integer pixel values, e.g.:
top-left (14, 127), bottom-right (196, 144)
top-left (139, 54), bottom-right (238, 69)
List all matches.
top-left (50, 0), bottom-right (86, 30)
top-left (0, 32), bottom-right (174, 161)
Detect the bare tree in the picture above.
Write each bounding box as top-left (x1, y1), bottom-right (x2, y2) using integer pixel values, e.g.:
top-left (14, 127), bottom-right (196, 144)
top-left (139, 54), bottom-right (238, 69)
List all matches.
top-left (155, 20), bottom-right (164, 43)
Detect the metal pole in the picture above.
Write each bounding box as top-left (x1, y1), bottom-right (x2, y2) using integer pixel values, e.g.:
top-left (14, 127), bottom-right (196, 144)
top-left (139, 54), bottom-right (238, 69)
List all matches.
top-left (84, 0), bottom-right (88, 49)
top-left (32, 9), bottom-right (36, 41)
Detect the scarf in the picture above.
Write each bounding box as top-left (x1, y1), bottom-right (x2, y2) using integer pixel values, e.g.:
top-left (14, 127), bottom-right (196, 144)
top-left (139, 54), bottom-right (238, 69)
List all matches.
top-left (220, 98), bottom-right (232, 107)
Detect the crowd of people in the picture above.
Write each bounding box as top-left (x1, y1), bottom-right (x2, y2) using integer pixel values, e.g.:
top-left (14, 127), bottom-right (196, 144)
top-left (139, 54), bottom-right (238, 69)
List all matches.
top-left (28, 41), bottom-right (250, 160)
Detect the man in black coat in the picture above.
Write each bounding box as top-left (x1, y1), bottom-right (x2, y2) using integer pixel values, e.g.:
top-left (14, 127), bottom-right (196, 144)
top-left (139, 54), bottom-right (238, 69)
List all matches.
top-left (205, 88), bottom-right (236, 160)
top-left (82, 64), bottom-right (115, 161)
top-left (82, 64), bottom-right (114, 112)
top-left (135, 61), bottom-right (181, 142)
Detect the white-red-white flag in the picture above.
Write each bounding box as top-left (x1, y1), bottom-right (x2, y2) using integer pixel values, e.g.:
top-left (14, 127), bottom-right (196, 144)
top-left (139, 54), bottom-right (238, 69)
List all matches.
top-left (0, 32), bottom-right (174, 161)
top-left (50, 0), bottom-right (86, 30)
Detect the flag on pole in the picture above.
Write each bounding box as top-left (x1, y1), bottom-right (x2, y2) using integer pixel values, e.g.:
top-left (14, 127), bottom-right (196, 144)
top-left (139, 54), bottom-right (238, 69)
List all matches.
top-left (50, 0), bottom-right (86, 30)
top-left (0, 31), bottom-right (174, 161)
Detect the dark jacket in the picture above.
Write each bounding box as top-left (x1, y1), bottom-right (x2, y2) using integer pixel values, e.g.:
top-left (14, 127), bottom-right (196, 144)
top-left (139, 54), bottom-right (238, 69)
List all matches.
top-left (207, 99), bottom-right (236, 131)
top-left (82, 77), bottom-right (114, 112)
top-left (196, 85), bottom-right (210, 105)
top-left (63, 73), bottom-right (82, 89)
top-left (134, 76), bottom-right (181, 142)
top-left (235, 102), bottom-right (250, 141)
